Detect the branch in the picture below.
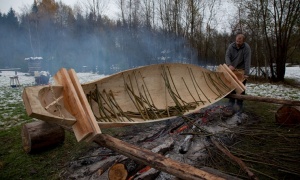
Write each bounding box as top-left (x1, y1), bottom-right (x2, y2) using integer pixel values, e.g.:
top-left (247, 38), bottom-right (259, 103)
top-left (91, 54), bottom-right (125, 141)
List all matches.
top-left (210, 137), bottom-right (258, 180)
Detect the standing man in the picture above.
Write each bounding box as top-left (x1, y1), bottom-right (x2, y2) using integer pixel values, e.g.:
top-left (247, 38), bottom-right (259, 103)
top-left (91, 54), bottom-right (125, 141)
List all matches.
top-left (225, 33), bottom-right (251, 114)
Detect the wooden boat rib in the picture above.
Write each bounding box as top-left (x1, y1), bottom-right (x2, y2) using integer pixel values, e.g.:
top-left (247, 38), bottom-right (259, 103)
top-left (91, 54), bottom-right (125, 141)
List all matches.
top-left (22, 63), bottom-right (242, 133)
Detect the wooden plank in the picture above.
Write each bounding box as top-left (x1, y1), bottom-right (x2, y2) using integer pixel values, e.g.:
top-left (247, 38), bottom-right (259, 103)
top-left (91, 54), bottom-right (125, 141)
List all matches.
top-left (53, 68), bottom-right (93, 142)
top-left (216, 65), bottom-right (244, 94)
top-left (68, 69), bottom-right (101, 141)
top-left (222, 64), bottom-right (246, 90)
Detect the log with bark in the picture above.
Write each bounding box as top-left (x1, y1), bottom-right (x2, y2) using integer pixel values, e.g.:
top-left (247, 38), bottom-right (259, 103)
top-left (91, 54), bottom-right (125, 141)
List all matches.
top-left (94, 134), bottom-right (224, 180)
top-left (275, 105), bottom-right (300, 125)
top-left (108, 137), bottom-right (175, 180)
top-left (226, 94), bottom-right (300, 106)
top-left (21, 121), bottom-right (65, 153)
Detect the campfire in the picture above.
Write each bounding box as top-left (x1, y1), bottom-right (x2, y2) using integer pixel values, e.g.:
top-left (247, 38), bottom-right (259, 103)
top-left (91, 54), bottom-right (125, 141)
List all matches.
top-left (58, 105), bottom-right (252, 179)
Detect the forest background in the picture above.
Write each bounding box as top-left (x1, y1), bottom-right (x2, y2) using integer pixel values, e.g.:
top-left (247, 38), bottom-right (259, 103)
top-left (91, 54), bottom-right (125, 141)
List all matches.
top-left (0, 0), bottom-right (299, 82)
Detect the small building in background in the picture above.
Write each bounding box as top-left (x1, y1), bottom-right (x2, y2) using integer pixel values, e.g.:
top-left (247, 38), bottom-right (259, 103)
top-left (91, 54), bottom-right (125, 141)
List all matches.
top-left (24, 57), bottom-right (43, 75)
top-left (25, 57), bottom-right (50, 85)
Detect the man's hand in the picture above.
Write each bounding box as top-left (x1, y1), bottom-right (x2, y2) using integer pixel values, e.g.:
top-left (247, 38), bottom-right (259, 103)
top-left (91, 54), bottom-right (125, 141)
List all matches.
top-left (228, 65), bottom-right (235, 70)
top-left (244, 75), bottom-right (249, 79)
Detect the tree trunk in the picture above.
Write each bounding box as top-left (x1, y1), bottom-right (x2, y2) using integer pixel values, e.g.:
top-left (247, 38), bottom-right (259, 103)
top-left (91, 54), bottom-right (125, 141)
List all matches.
top-left (275, 105), bottom-right (300, 125)
top-left (21, 121), bottom-right (65, 153)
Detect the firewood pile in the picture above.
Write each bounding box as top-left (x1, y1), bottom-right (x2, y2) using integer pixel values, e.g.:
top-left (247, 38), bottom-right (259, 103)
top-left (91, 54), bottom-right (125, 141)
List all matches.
top-left (60, 104), bottom-right (252, 180)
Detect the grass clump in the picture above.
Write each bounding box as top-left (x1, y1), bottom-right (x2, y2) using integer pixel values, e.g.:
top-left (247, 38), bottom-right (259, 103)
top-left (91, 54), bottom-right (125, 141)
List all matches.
top-left (0, 125), bottom-right (90, 179)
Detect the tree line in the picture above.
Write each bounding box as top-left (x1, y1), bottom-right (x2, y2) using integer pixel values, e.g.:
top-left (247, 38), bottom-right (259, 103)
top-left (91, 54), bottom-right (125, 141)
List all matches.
top-left (0, 0), bottom-right (299, 81)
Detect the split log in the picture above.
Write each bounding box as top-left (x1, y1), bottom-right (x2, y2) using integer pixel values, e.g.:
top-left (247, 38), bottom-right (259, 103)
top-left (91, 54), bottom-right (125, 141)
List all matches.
top-left (226, 94), bottom-right (300, 106)
top-left (108, 137), bottom-right (175, 180)
top-left (88, 155), bottom-right (121, 176)
top-left (21, 121), bottom-right (65, 153)
top-left (179, 134), bottom-right (194, 154)
top-left (275, 105), bottom-right (300, 125)
top-left (94, 134), bottom-right (224, 180)
top-left (179, 125), bottom-right (196, 154)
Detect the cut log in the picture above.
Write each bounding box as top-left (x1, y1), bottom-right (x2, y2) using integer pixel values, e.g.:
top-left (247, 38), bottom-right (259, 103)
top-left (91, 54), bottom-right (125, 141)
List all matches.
top-left (108, 163), bottom-right (128, 180)
top-left (275, 105), bottom-right (300, 125)
top-left (94, 134), bottom-right (224, 180)
top-left (108, 159), bottom-right (140, 180)
top-left (226, 94), bottom-right (300, 106)
top-left (21, 121), bottom-right (65, 153)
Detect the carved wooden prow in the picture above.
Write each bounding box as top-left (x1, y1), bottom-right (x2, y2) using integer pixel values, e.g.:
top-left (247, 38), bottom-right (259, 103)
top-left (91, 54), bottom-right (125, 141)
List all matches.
top-left (53, 68), bottom-right (101, 142)
top-left (216, 64), bottom-right (246, 94)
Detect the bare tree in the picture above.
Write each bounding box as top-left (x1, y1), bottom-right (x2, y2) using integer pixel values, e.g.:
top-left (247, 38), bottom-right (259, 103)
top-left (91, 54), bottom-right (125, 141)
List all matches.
top-left (260, 0), bottom-right (300, 81)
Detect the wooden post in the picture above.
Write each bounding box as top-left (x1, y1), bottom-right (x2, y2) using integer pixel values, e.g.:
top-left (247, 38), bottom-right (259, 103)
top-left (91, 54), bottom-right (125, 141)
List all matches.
top-left (21, 121), bottom-right (65, 153)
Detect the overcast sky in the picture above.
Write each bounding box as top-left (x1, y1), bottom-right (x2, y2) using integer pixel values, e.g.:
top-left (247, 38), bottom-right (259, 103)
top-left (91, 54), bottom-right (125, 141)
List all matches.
top-left (0, 0), bottom-right (235, 33)
top-left (0, 0), bottom-right (78, 14)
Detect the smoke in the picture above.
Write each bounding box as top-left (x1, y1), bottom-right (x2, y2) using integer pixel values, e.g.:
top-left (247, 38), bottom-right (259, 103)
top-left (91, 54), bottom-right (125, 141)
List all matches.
top-left (1, 15), bottom-right (199, 76)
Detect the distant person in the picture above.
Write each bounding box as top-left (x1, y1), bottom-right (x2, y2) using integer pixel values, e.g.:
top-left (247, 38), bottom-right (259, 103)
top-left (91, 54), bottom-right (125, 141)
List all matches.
top-left (225, 33), bottom-right (251, 114)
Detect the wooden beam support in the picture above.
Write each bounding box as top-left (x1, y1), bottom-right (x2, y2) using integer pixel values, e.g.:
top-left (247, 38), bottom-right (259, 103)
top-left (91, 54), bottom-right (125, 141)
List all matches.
top-left (225, 94), bottom-right (300, 106)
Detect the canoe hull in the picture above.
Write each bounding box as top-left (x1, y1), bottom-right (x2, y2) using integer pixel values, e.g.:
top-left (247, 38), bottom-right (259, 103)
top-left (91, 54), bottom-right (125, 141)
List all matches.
top-left (23, 63), bottom-right (237, 128)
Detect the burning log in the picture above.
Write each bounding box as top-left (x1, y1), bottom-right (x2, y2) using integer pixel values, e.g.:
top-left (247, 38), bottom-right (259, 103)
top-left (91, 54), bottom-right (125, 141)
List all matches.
top-left (226, 94), bottom-right (300, 106)
top-left (275, 105), bottom-right (300, 125)
top-left (108, 137), bottom-right (175, 180)
top-left (21, 121), bottom-right (65, 153)
top-left (94, 134), bottom-right (225, 180)
top-left (132, 166), bottom-right (160, 180)
top-left (179, 125), bottom-right (196, 154)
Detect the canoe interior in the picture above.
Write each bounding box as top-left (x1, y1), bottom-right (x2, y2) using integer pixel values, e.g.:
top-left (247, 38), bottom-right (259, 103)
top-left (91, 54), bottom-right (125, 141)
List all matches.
top-left (23, 63), bottom-right (236, 128)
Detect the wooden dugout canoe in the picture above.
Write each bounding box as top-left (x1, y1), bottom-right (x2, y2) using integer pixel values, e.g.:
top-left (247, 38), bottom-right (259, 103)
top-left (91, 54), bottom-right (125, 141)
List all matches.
top-left (22, 63), bottom-right (242, 131)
